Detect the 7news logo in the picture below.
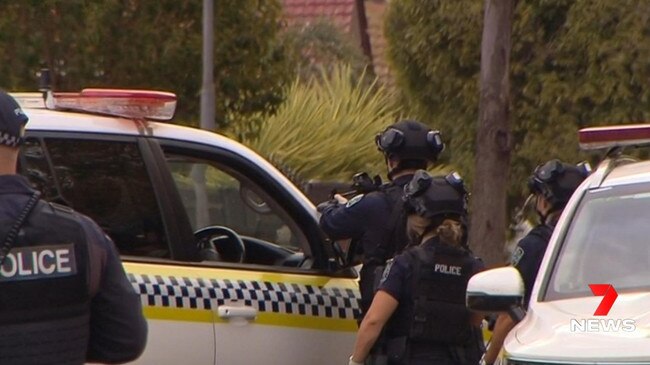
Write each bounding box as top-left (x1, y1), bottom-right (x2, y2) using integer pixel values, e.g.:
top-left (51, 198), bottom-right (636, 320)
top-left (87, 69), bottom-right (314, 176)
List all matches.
top-left (570, 284), bottom-right (636, 333)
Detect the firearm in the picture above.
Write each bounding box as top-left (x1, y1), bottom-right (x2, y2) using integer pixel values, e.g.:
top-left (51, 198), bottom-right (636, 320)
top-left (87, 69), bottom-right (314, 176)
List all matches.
top-left (334, 172), bottom-right (383, 199)
top-left (317, 172), bottom-right (383, 213)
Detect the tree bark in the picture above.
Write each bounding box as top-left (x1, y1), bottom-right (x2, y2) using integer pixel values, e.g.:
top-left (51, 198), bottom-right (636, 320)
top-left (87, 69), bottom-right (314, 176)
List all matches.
top-left (470, 0), bottom-right (515, 267)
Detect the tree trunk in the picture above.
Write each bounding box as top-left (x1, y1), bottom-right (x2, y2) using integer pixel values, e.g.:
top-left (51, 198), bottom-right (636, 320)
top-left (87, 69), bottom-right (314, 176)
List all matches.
top-left (470, 0), bottom-right (515, 267)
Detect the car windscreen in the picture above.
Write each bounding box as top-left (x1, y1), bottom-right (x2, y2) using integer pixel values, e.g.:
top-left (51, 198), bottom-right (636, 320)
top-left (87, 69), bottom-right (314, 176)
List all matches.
top-left (544, 181), bottom-right (650, 301)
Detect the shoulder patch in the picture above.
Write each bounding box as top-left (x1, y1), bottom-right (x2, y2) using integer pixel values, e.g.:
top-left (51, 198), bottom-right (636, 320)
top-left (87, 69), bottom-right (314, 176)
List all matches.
top-left (379, 258), bottom-right (394, 285)
top-left (345, 194), bottom-right (365, 208)
top-left (510, 246), bottom-right (525, 266)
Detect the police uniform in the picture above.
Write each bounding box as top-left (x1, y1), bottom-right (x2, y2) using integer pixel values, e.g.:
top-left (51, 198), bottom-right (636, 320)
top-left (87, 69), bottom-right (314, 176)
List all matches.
top-left (480, 161), bottom-right (591, 365)
top-left (0, 90), bottom-right (146, 365)
top-left (510, 222), bottom-right (554, 307)
top-left (378, 237), bottom-right (484, 365)
top-left (0, 175), bottom-right (147, 364)
top-left (319, 174), bottom-right (412, 315)
top-left (512, 159), bottom-right (591, 308)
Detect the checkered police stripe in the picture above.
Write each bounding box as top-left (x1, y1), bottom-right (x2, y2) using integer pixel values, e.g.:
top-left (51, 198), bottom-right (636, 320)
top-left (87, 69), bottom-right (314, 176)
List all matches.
top-left (128, 273), bottom-right (361, 320)
top-left (0, 131), bottom-right (21, 147)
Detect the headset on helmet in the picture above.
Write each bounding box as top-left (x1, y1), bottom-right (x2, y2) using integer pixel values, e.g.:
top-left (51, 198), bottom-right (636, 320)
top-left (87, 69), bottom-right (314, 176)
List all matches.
top-left (403, 170), bottom-right (468, 220)
top-left (528, 159), bottom-right (591, 209)
top-left (375, 120), bottom-right (444, 163)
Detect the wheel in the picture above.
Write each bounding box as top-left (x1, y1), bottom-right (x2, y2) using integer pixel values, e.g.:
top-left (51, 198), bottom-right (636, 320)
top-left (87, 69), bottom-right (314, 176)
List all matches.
top-left (194, 226), bottom-right (246, 263)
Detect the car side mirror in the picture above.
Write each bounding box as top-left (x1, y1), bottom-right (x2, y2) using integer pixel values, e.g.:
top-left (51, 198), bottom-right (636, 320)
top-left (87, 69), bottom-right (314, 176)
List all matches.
top-left (466, 267), bottom-right (525, 321)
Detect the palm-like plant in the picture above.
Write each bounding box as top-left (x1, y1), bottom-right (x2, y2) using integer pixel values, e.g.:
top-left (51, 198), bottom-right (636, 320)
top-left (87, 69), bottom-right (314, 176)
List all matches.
top-left (244, 64), bottom-right (401, 184)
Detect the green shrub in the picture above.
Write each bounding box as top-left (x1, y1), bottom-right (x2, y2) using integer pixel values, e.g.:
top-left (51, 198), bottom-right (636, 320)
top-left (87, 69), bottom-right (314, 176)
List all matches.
top-left (243, 64), bottom-right (401, 183)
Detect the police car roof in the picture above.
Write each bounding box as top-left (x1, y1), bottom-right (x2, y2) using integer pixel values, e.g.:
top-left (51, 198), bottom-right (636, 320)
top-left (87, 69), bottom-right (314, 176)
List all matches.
top-left (15, 93), bottom-right (317, 216)
top-left (597, 160), bottom-right (650, 188)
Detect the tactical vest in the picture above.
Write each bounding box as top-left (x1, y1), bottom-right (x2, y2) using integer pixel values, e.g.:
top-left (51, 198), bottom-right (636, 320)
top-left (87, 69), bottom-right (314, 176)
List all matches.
top-left (378, 183), bottom-right (409, 258)
top-left (388, 242), bottom-right (476, 345)
top-left (0, 200), bottom-right (91, 365)
top-left (366, 184), bottom-right (409, 295)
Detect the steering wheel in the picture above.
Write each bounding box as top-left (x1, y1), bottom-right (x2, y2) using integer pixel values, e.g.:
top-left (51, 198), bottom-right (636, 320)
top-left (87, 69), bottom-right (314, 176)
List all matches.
top-left (194, 226), bottom-right (246, 263)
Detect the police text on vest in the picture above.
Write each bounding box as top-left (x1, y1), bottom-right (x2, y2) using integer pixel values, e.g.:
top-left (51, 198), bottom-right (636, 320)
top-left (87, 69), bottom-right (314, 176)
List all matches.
top-left (434, 263), bottom-right (462, 276)
top-left (0, 244), bottom-right (77, 281)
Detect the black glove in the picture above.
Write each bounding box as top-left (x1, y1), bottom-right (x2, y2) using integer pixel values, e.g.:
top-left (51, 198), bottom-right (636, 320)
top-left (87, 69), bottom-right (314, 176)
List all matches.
top-left (317, 199), bottom-right (337, 213)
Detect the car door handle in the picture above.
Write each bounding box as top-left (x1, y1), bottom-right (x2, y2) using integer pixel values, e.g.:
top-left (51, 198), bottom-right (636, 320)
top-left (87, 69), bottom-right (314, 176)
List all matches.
top-left (217, 305), bottom-right (258, 320)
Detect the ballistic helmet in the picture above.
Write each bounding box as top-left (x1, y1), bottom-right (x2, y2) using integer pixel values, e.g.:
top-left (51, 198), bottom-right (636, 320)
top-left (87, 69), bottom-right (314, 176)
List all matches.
top-left (528, 159), bottom-right (591, 210)
top-left (375, 120), bottom-right (444, 163)
top-left (0, 90), bottom-right (29, 147)
top-left (403, 170), bottom-right (468, 220)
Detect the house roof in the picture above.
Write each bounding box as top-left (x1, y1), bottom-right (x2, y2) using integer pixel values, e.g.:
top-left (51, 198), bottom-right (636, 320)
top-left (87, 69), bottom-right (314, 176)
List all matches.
top-left (282, 0), bottom-right (395, 86)
top-left (283, 0), bottom-right (358, 33)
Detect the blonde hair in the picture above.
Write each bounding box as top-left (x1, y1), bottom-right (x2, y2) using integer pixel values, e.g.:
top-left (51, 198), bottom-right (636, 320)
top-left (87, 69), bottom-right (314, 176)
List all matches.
top-left (436, 219), bottom-right (463, 246)
top-left (407, 216), bottom-right (464, 247)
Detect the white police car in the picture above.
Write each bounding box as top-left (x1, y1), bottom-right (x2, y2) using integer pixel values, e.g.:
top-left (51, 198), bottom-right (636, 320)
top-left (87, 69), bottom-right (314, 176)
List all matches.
top-left (468, 124), bottom-right (650, 364)
top-left (13, 90), bottom-right (360, 365)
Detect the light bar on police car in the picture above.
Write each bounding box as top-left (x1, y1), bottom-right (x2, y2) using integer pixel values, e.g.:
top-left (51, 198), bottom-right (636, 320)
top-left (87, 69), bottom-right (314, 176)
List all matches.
top-left (579, 124), bottom-right (650, 150)
top-left (48, 89), bottom-right (177, 121)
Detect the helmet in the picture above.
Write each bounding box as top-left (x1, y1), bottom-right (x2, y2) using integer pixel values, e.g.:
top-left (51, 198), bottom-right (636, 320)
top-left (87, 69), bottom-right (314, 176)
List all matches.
top-left (0, 90), bottom-right (29, 147)
top-left (528, 159), bottom-right (591, 209)
top-left (403, 169), bottom-right (468, 220)
top-left (375, 120), bottom-right (444, 162)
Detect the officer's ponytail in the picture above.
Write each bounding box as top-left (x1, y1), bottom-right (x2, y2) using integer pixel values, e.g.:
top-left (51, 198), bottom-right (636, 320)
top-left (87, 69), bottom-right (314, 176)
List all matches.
top-left (408, 215), bottom-right (464, 248)
top-left (436, 219), bottom-right (463, 247)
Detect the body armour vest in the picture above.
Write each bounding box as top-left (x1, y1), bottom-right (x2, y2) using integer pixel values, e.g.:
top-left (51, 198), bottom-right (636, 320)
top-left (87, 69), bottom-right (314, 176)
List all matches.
top-left (388, 240), bottom-right (476, 345)
top-left (0, 200), bottom-right (91, 365)
top-left (359, 183), bottom-right (409, 268)
top-left (378, 183), bottom-right (409, 258)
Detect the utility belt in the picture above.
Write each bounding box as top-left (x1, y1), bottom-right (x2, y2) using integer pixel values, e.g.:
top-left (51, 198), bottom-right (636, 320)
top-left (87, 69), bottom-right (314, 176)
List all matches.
top-left (382, 336), bottom-right (451, 364)
top-left (411, 300), bottom-right (472, 344)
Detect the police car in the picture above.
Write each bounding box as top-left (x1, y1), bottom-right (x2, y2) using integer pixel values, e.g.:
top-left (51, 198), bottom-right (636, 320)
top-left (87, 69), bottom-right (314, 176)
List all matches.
top-left (468, 124), bottom-right (650, 364)
top-left (13, 90), bottom-right (360, 364)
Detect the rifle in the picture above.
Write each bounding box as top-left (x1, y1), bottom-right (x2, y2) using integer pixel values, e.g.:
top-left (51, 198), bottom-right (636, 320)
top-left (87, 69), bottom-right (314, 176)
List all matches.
top-left (323, 172), bottom-right (382, 268)
top-left (333, 172), bottom-right (383, 199)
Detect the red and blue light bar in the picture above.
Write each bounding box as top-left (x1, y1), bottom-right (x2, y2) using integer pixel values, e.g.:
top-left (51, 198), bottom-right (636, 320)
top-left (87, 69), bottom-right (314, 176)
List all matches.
top-left (579, 124), bottom-right (650, 150)
top-left (47, 89), bottom-right (177, 121)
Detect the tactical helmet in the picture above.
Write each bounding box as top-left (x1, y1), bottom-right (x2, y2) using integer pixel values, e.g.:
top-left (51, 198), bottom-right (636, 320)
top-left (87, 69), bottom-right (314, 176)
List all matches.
top-left (528, 159), bottom-right (591, 209)
top-left (403, 170), bottom-right (468, 220)
top-left (375, 120), bottom-right (444, 163)
top-left (0, 90), bottom-right (29, 147)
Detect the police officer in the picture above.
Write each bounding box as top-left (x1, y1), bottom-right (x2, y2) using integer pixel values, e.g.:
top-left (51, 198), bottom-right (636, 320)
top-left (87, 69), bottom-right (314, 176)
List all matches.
top-left (319, 120), bottom-right (444, 317)
top-left (0, 90), bottom-right (147, 364)
top-left (349, 170), bottom-right (485, 365)
top-left (483, 159), bottom-right (590, 365)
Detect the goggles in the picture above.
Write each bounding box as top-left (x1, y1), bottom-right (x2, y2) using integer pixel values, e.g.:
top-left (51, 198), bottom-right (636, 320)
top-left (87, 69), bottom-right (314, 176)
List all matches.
top-left (403, 169), bottom-right (432, 199)
top-left (404, 170), bottom-right (467, 199)
top-left (529, 160), bottom-right (592, 194)
top-left (445, 171), bottom-right (467, 197)
top-left (403, 170), bottom-right (468, 218)
top-left (375, 128), bottom-right (444, 154)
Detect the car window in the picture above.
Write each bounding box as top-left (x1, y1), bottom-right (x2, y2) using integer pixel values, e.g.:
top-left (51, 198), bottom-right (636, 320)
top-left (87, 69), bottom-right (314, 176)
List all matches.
top-left (545, 182), bottom-right (650, 301)
top-left (20, 137), bottom-right (169, 258)
top-left (165, 154), bottom-right (307, 254)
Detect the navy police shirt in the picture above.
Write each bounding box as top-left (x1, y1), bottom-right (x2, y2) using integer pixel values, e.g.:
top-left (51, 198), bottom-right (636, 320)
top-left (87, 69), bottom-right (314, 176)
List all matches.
top-left (319, 174), bottom-right (412, 315)
top-left (319, 174), bottom-right (412, 266)
top-left (510, 224), bottom-right (553, 307)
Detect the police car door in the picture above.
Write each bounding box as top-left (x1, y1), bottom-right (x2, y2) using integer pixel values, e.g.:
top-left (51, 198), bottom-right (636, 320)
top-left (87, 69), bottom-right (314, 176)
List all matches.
top-left (158, 141), bottom-right (360, 365)
top-left (20, 135), bottom-right (217, 365)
